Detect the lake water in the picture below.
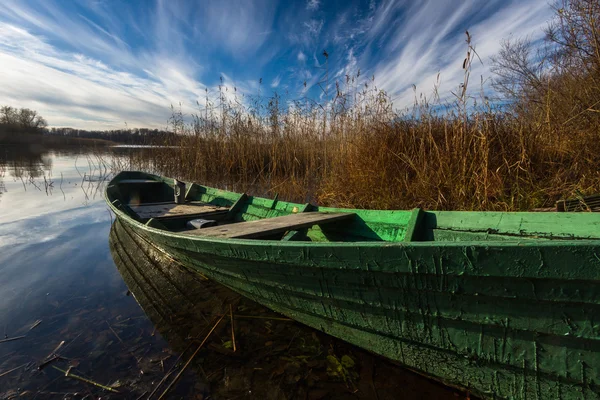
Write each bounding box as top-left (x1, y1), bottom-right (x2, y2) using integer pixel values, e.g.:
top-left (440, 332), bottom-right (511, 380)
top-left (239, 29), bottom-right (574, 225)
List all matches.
top-left (0, 145), bottom-right (466, 399)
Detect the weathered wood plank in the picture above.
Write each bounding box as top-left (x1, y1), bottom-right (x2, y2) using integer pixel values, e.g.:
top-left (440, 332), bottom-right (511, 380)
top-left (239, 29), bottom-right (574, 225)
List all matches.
top-left (131, 202), bottom-right (228, 219)
top-left (132, 200), bottom-right (177, 206)
top-left (117, 179), bottom-right (163, 184)
top-left (185, 212), bottom-right (355, 239)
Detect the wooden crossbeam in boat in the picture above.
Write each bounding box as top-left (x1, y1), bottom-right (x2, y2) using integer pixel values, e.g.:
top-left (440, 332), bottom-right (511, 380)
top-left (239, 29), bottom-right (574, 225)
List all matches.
top-left (185, 212), bottom-right (355, 239)
top-left (130, 202), bottom-right (229, 220)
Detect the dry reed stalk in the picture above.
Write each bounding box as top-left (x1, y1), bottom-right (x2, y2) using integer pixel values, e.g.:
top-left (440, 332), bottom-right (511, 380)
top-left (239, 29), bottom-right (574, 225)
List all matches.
top-left (51, 365), bottom-right (119, 393)
top-left (229, 304), bottom-right (236, 352)
top-left (157, 313), bottom-right (226, 400)
top-left (0, 363), bottom-right (28, 378)
top-left (0, 336), bottom-right (26, 344)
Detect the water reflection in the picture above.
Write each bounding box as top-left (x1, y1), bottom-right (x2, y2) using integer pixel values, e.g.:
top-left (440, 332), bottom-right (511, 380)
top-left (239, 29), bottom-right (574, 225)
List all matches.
top-left (0, 146), bottom-right (114, 225)
top-left (0, 145), bottom-right (465, 399)
top-left (0, 145), bottom-right (167, 399)
top-left (0, 145), bottom-right (53, 181)
top-left (0, 163), bottom-right (6, 199)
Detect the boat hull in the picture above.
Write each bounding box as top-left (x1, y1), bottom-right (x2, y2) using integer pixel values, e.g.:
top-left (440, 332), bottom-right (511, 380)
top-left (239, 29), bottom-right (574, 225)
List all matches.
top-left (115, 215), bottom-right (600, 400)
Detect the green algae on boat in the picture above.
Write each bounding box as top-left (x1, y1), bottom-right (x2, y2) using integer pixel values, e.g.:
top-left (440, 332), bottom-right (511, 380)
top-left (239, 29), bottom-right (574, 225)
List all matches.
top-left (105, 171), bottom-right (600, 400)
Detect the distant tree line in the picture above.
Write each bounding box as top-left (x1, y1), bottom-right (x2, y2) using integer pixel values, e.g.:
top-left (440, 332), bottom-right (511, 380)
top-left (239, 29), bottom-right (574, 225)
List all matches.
top-left (1, 104), bottom-right (178, 145)
top-left (0, 106), bottom-right (48, 134)
top-left (48, 127), bottom-right (178, 145)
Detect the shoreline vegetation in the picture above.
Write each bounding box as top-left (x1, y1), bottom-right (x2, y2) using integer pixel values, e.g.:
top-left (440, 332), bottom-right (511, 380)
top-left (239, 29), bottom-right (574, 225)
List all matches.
top-left (4, 0), bottom-right (600, 212)
top-left (0, 132), bottom-right (116, 147)
top-left (1, 106), bottom-right (175, 147)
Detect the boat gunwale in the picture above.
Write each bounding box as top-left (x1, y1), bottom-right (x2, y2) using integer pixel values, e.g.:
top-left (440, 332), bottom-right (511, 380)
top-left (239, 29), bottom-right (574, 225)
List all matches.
top-left (105, 172), bottom-right (600, 248)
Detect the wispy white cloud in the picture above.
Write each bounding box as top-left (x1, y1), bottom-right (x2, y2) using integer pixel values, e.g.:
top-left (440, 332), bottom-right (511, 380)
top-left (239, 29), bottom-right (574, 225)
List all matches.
top-left (304, 19), bottom-right (324, 36)
top-left (191, 0), bottom-right (277, 58)
top-left (307, 0), bottom-right (320, 11)
top-left (271, 74), bottom-right (281, 88)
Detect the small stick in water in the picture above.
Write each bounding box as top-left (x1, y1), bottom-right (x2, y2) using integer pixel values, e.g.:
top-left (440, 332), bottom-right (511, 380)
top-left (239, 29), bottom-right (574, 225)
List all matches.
top-left (136, 391), bottom-right (148, 400)
top-left (46, 341), bottom-right (65, 359)
top-left (0, 363), bottom-right (28, 378)
top-left (37, 355), bottom-right (62, 371)
top-left (106, 321), bottom-right (124, 345)
top-left (37, 340), bottom-right (67, 370)
top-left (147, 370), bottom-right (174, 400)
top-left (59, 333), bottom-right (82, 355)
top-left (0, 336), bottom-right (26, 344)
top-left (158, 313), bottom-right (226, 399)
top-left (29, 320), bottom-right (42, 331)
top-left (229, 305), bottom-right (237, 352)
top-left (51, 365), bottom-right (119, 393)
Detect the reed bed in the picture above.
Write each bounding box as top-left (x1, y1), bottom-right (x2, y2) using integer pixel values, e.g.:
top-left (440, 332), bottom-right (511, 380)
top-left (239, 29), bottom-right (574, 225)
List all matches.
top-left (145, 92), bottom-right (600, 211)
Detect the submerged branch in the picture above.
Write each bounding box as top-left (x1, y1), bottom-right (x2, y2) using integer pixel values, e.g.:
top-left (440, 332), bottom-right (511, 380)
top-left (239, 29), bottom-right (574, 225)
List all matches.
top-left (51, 365), bottom-right (119, 393)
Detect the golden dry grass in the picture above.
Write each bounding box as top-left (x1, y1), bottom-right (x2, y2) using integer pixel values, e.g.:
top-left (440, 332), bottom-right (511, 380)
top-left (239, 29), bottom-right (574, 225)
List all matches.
top-left (141, 91), bottom-right (600, 211)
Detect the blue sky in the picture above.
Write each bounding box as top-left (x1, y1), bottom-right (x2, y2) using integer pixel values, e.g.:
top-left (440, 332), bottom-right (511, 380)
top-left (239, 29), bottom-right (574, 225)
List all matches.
top-left (0, 0), bottom-right (554, 130)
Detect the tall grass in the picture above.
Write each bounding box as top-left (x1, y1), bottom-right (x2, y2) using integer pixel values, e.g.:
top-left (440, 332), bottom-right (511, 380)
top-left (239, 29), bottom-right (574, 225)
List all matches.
top-left (144, 2), bottom-right (600, 211)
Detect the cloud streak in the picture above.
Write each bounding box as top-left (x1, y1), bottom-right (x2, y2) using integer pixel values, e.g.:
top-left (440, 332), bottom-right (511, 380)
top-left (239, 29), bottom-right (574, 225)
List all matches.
top-left (307, 0), bottom-right (320, 11)
top-left (365, 0), bottom-right (553, 107)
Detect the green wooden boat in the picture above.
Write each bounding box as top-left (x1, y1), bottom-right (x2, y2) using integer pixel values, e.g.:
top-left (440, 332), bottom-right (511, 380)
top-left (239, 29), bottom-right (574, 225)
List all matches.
top-left (105, 171), bottom-right (600, 399)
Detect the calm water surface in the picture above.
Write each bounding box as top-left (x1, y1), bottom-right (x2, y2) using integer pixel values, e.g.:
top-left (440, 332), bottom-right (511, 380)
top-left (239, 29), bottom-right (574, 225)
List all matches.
top-left (0, 145), bottom-right (465, 399)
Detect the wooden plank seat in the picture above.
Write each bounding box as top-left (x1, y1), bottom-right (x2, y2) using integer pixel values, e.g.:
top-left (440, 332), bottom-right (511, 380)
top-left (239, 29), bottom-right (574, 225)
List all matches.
top-left (130, 202), bottom-right (229, 220)
top-left (117, 179), bottom-right (164, 184)
top-left (184, 212), bottom-right (355, 239)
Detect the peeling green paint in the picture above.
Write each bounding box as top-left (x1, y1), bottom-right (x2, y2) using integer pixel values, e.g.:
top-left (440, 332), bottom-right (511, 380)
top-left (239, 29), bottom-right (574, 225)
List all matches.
top-left (106, 171), bottom-right (600, 399)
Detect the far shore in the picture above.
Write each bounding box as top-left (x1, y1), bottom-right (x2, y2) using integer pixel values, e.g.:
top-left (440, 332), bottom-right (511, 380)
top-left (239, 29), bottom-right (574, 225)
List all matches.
top-left (0, 132), bottom-right (116, 147)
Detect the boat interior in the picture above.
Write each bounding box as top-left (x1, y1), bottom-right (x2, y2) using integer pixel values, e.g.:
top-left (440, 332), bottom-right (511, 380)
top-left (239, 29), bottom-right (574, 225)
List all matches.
top-left (106, 172), bottom-right (600, 243)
